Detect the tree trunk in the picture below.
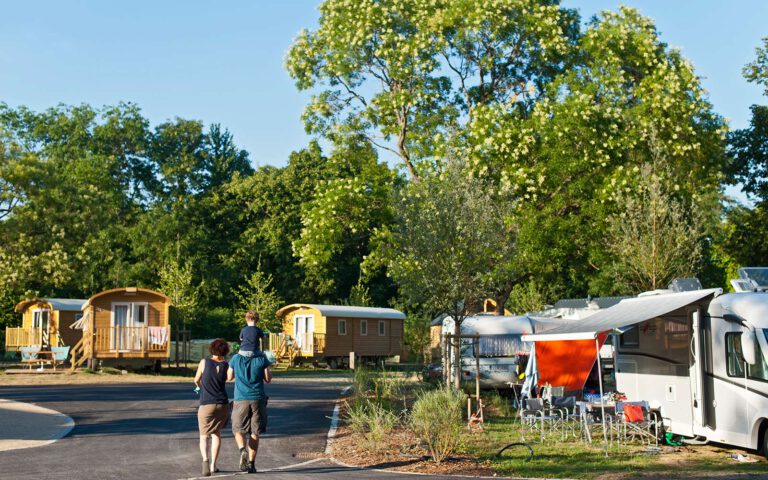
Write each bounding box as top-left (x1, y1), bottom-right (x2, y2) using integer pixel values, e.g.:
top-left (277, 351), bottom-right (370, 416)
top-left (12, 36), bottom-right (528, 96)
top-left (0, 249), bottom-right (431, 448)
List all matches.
top-left (453, 331), bottom-right (461, 390)
top-left (494, 273), bottom-right (532, 315)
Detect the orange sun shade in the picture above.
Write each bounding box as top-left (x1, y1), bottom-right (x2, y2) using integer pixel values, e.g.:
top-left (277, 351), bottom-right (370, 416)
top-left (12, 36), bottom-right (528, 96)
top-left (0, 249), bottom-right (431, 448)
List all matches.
top-left (534, 333), bottom-right (608, 391)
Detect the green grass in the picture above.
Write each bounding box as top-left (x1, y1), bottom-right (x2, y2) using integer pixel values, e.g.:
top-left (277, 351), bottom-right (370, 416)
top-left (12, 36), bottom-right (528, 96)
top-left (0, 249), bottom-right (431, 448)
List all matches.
top-left (461, 416), bottom-right (767, 479)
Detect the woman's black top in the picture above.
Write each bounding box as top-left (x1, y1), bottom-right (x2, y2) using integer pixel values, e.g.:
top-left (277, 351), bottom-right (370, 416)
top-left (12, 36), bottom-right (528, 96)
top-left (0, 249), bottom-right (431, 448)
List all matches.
top-left (200, 358), bottom-right (229, 405)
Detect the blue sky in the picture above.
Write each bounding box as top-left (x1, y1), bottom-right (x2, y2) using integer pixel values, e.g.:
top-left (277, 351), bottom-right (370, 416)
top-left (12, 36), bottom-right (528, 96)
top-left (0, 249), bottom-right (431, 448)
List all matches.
top-left (1, 1), bottom-right (766, 175)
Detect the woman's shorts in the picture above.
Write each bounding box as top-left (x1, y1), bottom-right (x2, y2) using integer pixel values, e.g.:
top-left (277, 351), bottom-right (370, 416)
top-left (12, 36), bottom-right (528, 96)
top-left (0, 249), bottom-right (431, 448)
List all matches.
top-left (197, 403), bottom-right (230, 436)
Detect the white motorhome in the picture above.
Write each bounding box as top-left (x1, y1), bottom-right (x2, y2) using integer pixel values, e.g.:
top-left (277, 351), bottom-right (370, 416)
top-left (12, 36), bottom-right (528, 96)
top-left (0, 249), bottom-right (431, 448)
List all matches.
top-left (525, 272), bottom-right (768, 457)
top-left (442, 314), bottom-right (533, 388)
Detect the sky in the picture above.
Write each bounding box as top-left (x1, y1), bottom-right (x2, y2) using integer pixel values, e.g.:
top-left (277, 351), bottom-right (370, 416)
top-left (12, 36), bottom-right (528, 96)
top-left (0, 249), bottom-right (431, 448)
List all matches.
top-left (0, 1), bottom-right (766, 178)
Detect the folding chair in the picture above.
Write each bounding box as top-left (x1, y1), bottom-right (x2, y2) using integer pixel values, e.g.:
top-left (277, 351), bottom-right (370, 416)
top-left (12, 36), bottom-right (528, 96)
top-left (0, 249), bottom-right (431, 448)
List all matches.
top-left (615, 401), bottom-right (659, 446)
top-left (520, 398), bottom-right (565, 441)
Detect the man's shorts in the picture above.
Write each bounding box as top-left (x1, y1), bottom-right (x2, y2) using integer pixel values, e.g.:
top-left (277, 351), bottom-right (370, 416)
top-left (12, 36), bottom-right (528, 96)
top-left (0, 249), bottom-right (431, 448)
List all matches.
top-left (232, 399), bottom-right (268, 436)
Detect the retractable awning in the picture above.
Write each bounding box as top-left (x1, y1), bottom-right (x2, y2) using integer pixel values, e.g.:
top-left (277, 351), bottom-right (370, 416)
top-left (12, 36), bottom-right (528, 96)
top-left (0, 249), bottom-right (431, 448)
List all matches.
top-left (523, 288), bottom-right (721, 342)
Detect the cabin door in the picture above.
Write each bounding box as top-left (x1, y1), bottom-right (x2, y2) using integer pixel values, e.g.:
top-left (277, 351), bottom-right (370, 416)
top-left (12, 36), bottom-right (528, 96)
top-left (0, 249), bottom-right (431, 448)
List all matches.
top-left (112, 304), bottom-right (130, 351)
top-left (112, 303), bottom-right (148, 351)
top-left (32, 309), bottom-right (51, 348)
top-left (293, 315), bottom-right (314, 354)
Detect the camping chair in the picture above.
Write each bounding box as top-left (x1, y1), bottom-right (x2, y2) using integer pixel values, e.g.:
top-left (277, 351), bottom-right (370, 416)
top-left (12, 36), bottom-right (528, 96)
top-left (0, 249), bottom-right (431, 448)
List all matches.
top-left (50, 346), bottom-right (70, 371)
top-left (577, 401), bottom-right (615, 445)
top-left (20, 346), bottom-right (41, 370)
top-left (615, 401), bottom-right (659, 446)
top-left (520, 398), bottom-right (566, 441)
top-left (550, 396), bottom-right (579, 438)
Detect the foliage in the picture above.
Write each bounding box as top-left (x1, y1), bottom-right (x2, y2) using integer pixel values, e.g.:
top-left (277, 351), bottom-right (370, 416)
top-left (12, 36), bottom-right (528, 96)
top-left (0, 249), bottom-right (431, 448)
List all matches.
top-left (505, 279), bottom-right (557, 315)
top-left (232, 260), bottom-right (284, 333)
top-left (410, 387), bottom-right (465, 464)
top-left (158, 249), bottom-right (201, 327)
top-left (286, 0), bottom-right (580, 180)
top-left (344, 397), bottom-right (399, 453)
top-left (373, 157), bottom-right (518, 385)
top-left (294, 140), bottom-right (398, 299)
top-left (402, 311), bottom-right (433, 365)
top-left (743, 36), bottom-right (768, 96)
top-left (602, 142), bottom-right (706, 293)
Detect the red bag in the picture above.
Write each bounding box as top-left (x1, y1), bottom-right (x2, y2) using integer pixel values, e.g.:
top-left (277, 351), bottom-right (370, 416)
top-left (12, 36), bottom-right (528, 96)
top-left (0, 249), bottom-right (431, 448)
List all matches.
top-left (624, 404), bottom-right (644, 422)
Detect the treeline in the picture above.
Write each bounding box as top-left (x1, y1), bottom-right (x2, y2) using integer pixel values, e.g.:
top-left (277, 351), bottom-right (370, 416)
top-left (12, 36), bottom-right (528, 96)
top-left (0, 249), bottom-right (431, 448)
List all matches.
top-left (1, 2), bottom-right (768, 355)
top-left (0, 103), bottom-right (396, 339)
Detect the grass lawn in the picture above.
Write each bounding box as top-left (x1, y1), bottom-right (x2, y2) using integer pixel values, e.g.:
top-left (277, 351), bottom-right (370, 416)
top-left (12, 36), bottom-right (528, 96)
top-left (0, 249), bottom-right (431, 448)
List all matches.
top-left (462, 416), bottom-right (767, 479)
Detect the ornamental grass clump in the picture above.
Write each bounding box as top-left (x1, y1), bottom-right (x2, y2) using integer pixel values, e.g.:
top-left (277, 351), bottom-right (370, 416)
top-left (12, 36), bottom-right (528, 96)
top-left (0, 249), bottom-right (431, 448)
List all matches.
top-left (345, 398), bottom-right (399, 453)
top-left (410, 387), bottom-right (465, 464)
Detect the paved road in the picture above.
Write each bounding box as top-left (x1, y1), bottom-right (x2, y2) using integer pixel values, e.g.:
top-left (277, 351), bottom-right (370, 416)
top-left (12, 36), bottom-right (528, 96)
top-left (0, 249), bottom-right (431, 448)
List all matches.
top-left (0, 378), bottom-right (478, 480)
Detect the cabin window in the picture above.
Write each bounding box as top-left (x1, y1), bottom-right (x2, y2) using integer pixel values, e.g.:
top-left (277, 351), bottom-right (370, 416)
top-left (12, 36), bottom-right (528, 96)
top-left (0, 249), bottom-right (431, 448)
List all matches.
top-left (619, 327), bottom-right (639, 348)
top-left (361, 319), bottom-right (368, 336)
top-left (725, 333), bottom-right (745, 377)
top-left (379, 320), bottom-right (386, 336)
top-left (338, 319), bottom-right (347, 335)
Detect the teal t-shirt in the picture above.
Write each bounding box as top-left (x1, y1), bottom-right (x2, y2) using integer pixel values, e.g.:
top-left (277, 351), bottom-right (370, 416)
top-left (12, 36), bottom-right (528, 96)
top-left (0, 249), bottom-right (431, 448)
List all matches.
top-left (231, 353), bottom-right (270, 401)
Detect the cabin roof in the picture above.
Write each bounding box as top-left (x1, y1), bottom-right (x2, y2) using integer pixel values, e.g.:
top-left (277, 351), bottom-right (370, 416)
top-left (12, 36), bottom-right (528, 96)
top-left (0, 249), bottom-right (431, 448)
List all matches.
top-left (277, 304), bottom-right (405, 320)
top-left (84, 287), bottom-right (170, 308)
top-left (15, 298), bottom-right (87, 312)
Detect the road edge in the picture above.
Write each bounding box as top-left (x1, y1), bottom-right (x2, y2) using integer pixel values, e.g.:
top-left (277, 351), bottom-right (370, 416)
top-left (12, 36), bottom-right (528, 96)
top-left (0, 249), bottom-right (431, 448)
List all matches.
top-left (0, 398), bottom-right (75, 452)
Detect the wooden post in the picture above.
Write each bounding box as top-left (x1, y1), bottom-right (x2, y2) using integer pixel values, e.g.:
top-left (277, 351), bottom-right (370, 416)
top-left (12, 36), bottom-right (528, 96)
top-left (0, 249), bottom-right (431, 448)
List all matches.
top-left (349, 351), bottom-right (355, 370)
top-left (475, 334), bottom-right (480, 410)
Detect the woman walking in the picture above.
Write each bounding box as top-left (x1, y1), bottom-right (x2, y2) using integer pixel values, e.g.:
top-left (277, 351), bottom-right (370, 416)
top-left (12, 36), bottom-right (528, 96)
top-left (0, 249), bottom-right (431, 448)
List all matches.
top-left (194, 339), bottom-right (232, 476)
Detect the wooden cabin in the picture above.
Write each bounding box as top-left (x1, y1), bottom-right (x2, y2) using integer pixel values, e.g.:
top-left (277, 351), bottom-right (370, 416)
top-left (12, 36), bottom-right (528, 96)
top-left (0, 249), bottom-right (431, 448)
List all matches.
top-left (69, 287), bottom-right (171, 369)
top-left (6, 298), bottom-right (87, 351)
top-left (273, 304), bottom-right (405, 368)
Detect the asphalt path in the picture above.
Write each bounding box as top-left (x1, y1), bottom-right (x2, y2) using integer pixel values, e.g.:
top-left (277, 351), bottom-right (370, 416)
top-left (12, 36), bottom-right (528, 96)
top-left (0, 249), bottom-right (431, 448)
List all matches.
top-left (0, 378), bottom-right (477, 480)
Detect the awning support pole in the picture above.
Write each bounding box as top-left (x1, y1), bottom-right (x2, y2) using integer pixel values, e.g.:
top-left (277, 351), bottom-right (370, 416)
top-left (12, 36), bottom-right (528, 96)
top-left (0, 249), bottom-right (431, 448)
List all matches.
top-left (596, 336), bottom-right (608, 457)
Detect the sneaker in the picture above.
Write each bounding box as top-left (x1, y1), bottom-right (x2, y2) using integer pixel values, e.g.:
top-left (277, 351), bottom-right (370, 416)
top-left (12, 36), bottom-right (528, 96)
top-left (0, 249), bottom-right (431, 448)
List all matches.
top-left (202, 460), bottom-right (211, 477)
top-left (239, 448), bottom-right (249, 472)
top-left (247, 461), bottom-right (257, 474)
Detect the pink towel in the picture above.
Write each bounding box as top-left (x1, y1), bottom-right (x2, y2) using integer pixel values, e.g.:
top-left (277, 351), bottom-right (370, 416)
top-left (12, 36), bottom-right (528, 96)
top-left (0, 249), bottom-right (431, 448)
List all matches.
top-left (148, 327), bottom-right (168, 345)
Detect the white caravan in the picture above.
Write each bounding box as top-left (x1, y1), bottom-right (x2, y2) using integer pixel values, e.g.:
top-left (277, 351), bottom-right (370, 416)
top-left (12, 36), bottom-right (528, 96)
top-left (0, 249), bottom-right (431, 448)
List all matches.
top-left (524, 271), bottom-right (768, 457)
top-left (442, 314), bottom-right (533, 388)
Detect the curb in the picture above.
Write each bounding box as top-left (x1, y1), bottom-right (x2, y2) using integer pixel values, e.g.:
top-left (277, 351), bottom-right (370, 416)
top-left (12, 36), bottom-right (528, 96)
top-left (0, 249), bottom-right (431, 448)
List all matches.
top-left (0, 398), bottom-right (75, 452)
top-left (322, 387), bottom-right (568, 480)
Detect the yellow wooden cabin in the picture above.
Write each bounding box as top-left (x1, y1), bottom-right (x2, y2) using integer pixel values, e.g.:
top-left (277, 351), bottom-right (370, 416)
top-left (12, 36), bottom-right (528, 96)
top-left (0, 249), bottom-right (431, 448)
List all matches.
top-left (6, 298), bottom-right (87, 352)
top-left (68, 287), bottom-right (172, 369)
top-left (272, 304), bottom-right (405, 368)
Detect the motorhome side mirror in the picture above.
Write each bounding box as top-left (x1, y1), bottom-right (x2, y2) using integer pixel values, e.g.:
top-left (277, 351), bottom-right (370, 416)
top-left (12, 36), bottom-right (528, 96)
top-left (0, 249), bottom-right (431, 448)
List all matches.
top-left (741, 329), bottom-right (758, 366)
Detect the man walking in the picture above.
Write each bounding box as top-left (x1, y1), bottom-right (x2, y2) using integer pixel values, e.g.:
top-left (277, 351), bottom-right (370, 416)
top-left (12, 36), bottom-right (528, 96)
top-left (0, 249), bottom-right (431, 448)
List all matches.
top-left (228, 351), bottom-right (272, 473)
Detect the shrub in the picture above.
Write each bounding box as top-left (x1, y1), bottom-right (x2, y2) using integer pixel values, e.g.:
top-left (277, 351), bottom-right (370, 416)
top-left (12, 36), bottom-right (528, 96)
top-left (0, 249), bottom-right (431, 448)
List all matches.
top-left (410, 387), bottom-right (465, 464)
top-left (344, 398), bottom-right (398, 453)
top-left (484, 390), bottom-right (514, 418)
top-left (352, 366), bottom-right (373, 398)
top-left (80, 367), bottom-right (97, 374)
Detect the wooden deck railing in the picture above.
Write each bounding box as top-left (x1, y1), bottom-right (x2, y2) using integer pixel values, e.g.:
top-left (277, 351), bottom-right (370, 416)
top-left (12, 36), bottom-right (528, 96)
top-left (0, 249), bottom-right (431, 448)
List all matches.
top-left (4, 327), bottom-right (43, 349)
top-left (266, 332), bottom-right (326, 365)
top-left (93, 326), bottom-right (170, 353)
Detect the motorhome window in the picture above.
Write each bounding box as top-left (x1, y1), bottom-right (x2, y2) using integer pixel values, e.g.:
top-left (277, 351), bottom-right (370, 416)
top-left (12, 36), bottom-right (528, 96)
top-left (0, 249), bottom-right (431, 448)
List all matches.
top-left (725, 333), bottom-right (745, 377)
top-left (747, 334), bottom-right (768, 382)
top-left (620, 327), bottom-right (639, 347)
